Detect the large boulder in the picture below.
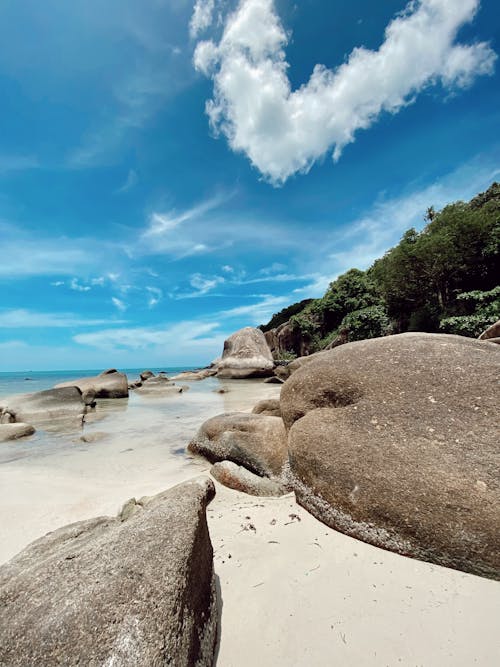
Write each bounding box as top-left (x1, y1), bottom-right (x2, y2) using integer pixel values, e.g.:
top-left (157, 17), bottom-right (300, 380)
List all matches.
top-left (282, 333), bottom-right (500, 580)
top-left (55, 368), bottom-right (129, 399)
top-left (189, 412), bottom-right (287, 477)
top-left (0, 387), bottom-right (88, 428)
top-left (0, 423), bottom-right (35, 442)
top-left (0, 478), bottom-right (218, 666)
top-left (216, 327), bottom-right (274, 379)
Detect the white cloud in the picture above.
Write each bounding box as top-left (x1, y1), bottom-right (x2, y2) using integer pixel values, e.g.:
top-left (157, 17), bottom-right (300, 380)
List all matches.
top-left (194, 0), bottom-right (496, 184)
top-left (328, 161), bottom-right (500, 275)
top-left (74, 320), bottom-right (223, 351)
top-left (137, 193), bottom-right (304, 259)
top-left (171, 273), bottom-right (226, 299)
top-left (111, 297), bottom-right (128, 312)
top-left (0, 309), bottom-right (125, 328)
top-left (190, 0), bottom-right (215, 39)
top-left (0, 234), bottom-right (109, 278)
top-left (115, 168), bottom-right (138, 194)
top-left (145, 286), bottom-right (163, 307)
top-left (70, 278), bottom-right (91, 292)
top-left (144, 194), bottom-right (228, 237)
top-left (218, 294), bottom-right (291, 324)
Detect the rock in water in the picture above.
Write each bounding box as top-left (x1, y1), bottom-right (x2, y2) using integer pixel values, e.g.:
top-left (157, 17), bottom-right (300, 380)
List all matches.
top-left (282, 333), bottom-right (500, 580)
top-left (216, 327), bottom-right (274, 378)
top-left (0, 478), bottom-right (218, 666)
top-left (170, 369), bottom-right (217, 381)
top-left (55, 369), bottom-right (129, 399)
top-left (0, 387), bottom-right (87, 428)
top-left (189, 412), bottom-right (287, 477)
top-left (0, 423), bottom-right (35, 442)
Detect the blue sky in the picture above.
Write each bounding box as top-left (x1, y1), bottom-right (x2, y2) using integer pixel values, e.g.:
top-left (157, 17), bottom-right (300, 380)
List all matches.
top-left (0, 0), bottom-right (499, 370)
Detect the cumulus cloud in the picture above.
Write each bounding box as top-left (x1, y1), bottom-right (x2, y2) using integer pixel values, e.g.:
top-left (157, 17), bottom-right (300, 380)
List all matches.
top-left (190, 0), bottom-right (215, 38)
top-left (193, 0), bottom-right (496, 184)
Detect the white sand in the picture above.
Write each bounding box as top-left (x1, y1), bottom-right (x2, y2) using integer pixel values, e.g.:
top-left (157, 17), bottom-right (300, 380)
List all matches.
top-left (209, 484), bottom-right (500, 666)
top-left (1, 377), bottom-right (499, 665)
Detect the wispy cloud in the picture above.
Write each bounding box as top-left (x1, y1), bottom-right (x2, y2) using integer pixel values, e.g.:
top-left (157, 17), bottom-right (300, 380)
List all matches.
top-left (115, 168), bottom-right (138, 194)
top-left (0, 309), bottom-right (126, 329)
top-left (217, 294), bottom-right (291, 324)
top-left (193, 0), bottom-right (496, 184)
top-left (144, 193), bottom-right (231, 237)
top-left (137, 192), bottom-right (305, 260)
top-left (111, 297), bottom-right (128, 312)
top-left (327, 160), bottom-right (500, 275)
top-left (74, 320), bottom-right (223, 351)
top-left (0, 154), bottom-right (39, 173)
top-left (145, 286), bottom-right (163, 308)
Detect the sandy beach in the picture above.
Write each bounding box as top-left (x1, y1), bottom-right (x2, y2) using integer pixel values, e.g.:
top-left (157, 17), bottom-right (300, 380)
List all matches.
top-left (1, 376), bottom-right (499, 666)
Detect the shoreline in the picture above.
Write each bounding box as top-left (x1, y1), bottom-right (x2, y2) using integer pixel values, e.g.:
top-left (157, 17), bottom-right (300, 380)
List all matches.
top-left (1, 372), bottom-right (499, 665)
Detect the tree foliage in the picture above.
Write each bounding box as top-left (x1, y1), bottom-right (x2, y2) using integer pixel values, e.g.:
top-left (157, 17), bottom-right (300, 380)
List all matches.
top-left (260, 183), bottom-right (500, 351)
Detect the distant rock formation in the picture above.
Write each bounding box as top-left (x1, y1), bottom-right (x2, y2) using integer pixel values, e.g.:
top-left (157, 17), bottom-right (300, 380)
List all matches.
top-left (0, 478), bottom-right (218, 666)
top-left (216, 327), bottom-right (274, 378)
top-left (56, 369), bottom-right (129, 399)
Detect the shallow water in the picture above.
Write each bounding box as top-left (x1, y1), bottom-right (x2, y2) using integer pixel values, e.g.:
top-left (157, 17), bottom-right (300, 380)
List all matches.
top-left (0, 372), bottom-right (280, 563)
top-left (0, 367), bottom-right (193, 399)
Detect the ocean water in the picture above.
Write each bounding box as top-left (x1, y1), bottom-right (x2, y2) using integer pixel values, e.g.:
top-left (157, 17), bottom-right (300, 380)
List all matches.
top-left (0, 367), bottom-right (194, 400)
top-left (0, 368), bottom-right (281, 562)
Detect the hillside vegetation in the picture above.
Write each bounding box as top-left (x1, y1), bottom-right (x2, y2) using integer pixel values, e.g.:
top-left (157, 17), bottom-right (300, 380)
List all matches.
top-left (261, 183), bottom-right (500, 357)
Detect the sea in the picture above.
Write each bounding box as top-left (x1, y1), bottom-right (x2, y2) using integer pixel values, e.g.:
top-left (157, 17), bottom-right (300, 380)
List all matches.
top-left (0, 366), bottom-right (280, 562)
top-left (0, 367), bottom-right (194, 399)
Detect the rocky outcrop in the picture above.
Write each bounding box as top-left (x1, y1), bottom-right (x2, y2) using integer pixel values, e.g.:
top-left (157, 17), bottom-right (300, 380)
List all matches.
top-left (479, 319), bottom-right (500, 343)
top-left (282, 332), bottom-right (500, 579)
top-left (170, 368), bottom-right (217, 381)
top-left (140, 370), bottom-right (156, 381)
top-left (264, 321), bottom-right (313, 359)
top-left (0, 478), bottom-right (218, 666)
top-left (0, 387), bottom-right (88, 428)
top-left (189, 412), bottom-right (287, 477)
top-left (211, 461), bottom-right (288, 496)
top-left (131, 375), bottom-right (191, 396)
top-left (55, 369), bottom-right (129, 399)
top-left (0, 423), bottom-right (35, 442)
top-left (216, 327), bottom-right (274, 378)
top-left (252, 398), bottom-right (281, 417)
